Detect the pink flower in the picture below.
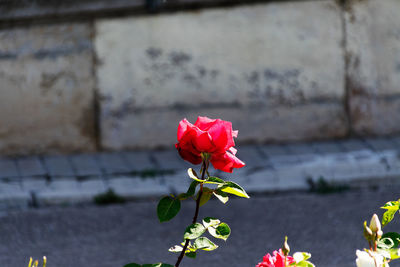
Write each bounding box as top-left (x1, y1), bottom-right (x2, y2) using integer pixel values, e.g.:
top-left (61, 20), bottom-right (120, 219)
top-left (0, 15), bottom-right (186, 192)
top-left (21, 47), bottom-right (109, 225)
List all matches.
top-left (256, 249), bottom-right (295, 267)
top-left (175, 116), bottom-right (245, 173)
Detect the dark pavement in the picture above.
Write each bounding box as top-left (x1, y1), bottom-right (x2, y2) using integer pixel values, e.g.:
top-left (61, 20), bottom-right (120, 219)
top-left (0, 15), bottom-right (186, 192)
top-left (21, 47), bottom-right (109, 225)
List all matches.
top-left (0, 186), bottom-right (399, 267)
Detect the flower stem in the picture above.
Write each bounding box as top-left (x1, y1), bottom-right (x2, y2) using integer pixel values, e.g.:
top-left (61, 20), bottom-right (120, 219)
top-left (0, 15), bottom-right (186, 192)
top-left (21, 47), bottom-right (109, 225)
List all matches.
top-left (175, 160), bottom-right (208, 267)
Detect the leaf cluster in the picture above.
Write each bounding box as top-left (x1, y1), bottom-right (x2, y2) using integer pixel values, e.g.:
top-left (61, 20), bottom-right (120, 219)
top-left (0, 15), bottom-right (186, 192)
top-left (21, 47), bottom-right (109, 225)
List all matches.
top-left (169, 217), bottom-right (231, 259)
top-left (290, 252), bottom-right (315, 267)
top-left (375, 199), bottom-right (400, 262)
top-left (157, 168), bottom-right (249, 223)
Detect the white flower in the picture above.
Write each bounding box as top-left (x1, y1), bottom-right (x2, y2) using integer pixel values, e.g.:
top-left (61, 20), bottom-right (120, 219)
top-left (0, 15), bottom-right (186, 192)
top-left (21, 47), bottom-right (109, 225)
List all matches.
top-left (356, 250), bottom-right (389, 267)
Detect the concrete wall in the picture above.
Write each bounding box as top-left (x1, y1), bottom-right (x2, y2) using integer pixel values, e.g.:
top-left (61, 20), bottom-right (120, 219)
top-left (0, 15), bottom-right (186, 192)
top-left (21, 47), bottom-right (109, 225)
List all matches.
top-left (0, 0), bottom-right (399, 154)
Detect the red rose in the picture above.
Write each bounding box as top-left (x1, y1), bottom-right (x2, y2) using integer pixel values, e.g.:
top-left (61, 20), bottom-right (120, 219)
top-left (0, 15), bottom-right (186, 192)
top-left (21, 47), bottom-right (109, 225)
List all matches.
top-left (175, 116), bottom-right (245, 173)
top-left (256, 249), bottom-right (295, 267)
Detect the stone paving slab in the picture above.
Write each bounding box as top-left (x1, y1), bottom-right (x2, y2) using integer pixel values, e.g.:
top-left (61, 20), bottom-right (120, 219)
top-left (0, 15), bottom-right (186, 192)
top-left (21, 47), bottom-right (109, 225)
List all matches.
top-left (17, 157), bottom-right (47, 177)
top-left (97, 152), bottom-right (131, 175)
top-left (0, 159), bottom-right (19, 179)
top-left (152, 150), bottom-right (189, 170)
top-left (120, 151), bottom-right (156, 172)
top-left (69, 154), bottom-right (102, 177)
top-left (107, 176), bottom-right (169, 198)
top-left (43, 155), bottom-right (75, 178)
top-left (0, 137), bottom-right (399, 208)
top-left (312, 141), bottom-right (342, 154)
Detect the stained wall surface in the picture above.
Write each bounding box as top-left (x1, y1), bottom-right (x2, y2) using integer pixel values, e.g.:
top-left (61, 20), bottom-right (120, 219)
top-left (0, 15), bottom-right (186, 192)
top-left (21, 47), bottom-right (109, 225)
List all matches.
top-left (0, 0), bottom-right (399, 154)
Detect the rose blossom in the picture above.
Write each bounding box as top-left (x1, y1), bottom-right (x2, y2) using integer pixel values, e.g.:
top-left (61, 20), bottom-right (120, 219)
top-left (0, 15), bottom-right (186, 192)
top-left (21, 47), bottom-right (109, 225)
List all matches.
top-left (175, 116), bottom-right (245, 173)
top-left (256, 249), bottom-right (295, 267)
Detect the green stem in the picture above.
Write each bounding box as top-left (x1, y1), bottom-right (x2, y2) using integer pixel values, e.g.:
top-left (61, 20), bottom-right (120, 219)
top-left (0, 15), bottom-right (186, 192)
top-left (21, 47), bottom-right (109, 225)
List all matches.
top-left (175, 159), bottom-right (208, 267)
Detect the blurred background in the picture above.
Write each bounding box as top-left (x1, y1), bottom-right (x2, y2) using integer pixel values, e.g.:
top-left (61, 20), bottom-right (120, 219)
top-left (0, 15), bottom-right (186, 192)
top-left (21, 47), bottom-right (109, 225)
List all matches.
top-left (0, 0), bottom-right (399, 156)
top-left (1, 1), bottom-right (400, 267)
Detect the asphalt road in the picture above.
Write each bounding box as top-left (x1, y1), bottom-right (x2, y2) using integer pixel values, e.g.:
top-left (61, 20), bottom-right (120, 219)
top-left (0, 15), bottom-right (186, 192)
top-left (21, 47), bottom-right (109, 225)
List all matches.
top-left (0, 186), bottom-right (399, 267)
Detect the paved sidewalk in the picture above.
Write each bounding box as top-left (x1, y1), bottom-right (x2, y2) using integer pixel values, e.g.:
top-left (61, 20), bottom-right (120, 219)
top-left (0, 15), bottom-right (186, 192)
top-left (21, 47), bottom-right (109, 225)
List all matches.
top-left (1, 137), bottom-right (400, 209)
top-left (1, 186), bottom-right (399, 267)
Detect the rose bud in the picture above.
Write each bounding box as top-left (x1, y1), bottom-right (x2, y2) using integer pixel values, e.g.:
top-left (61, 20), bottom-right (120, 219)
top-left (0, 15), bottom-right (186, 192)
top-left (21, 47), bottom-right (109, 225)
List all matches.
top-left (282, 236), bottom-right (290, 256)
top-left (369, 214), bottom-right (382, 234)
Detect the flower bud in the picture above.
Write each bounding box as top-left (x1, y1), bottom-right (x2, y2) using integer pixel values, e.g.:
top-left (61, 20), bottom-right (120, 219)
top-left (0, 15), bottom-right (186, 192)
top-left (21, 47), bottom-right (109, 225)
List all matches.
top-left (282, 236), bottom-right (290, 256)
top-left (376, 230), bottom-right (383, 240)
top-left (43, 256), bottom-right (47, 267)
top-left (369, 214), bottom-right (382, 234)
top-left (363, 221), bottom-right (373, 241)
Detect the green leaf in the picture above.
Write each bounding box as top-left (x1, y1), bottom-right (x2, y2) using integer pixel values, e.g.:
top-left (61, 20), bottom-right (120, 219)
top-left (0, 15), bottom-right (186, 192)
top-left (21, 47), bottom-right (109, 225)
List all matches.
top-left (184, 223), bottom-right (206, 240)
top-left (198, 187), bottom-right (213, 207)
top-left (293, 252), bottom-right (312, 262)
top-left (123, 264), bottom-right (141, 267)
top-left (382, 232), bottom-right (400, 248)
top-left (382, 208), bottom-right (399, 227)
top-left (379, 238), bottom-right (395, 250)
top-left (185, 251), bottom-right (197, 258)
top-left (157, 196), bottom-right (181, 222)
top-left (188, 168), bottom-right (205, 182)
top-left (381, 201), bottom-right (399, 227)
top-left (218, 181), bottom-right (250, 198)
top-left (193, 237), bottom-right (219, 251)
top-left (208, 223), bottom-right (231, 241)
top-left (387, 248), bottom-right (400, 260)
top-left (213, 190), bottom-right (229, 204)
top-left (202, 217), bottom-right (221, 228)
top-left (168, 245), bottom-right (183, 252)
top-left (292, 252), bottom-right (314, 267)
top-left (186, 181), bottom-right (199, 196)
top-left (381, 200), bottom-right (400, 209)
top-left (205, 176), bottom-right (225, 185)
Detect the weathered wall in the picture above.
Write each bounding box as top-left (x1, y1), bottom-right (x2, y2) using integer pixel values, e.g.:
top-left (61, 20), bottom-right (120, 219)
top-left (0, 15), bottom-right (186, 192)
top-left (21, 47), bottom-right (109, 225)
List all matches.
top-left (0, 0), bottom-right (399, 154)
top-left (96, 1), bottom-right (347, 150)
top-left (345, 0), bottom-right (400, 136)
top-left (0, 24), bottom-right (96, 155)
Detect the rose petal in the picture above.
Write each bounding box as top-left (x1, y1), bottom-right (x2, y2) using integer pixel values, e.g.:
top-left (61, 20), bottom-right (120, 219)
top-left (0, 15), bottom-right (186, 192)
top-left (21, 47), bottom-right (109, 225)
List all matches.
top-left (194, 116), bottom-right (217, 131)
top-left (175, 143), bottom-right (202, 165)
top-left (228, 147), bottom-right (237, 155)
top-left (193, 131), bottom-right (215, 152)
top-left (232, 130), bottom-right (238, 138)
top-left (210, 150), bottom-right (245, 173)
top-left (177, 118), bottom-right (194, 140)
top-left (207, 119), bottom-right (235, 151)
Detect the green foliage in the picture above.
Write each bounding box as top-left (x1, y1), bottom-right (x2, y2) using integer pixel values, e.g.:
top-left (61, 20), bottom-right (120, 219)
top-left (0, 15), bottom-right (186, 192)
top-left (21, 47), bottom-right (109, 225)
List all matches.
top-left (307, 177), bottom-right (349, 194)
top-left (202, 217), bottom-right (221, 228)
top-left (184, 223), bottom-right (206, 240)
top-left (218, 181), bottom-right (250, 198)
top-left (213, 190), bottom-right (229, 204)
top-left (28, 257), bottom-right (47, 267)
top-left (188, 168), bottom-right (249, 201)
top-left (204, 176), bottom-right (225, 184)
top-left (207, 223), bottom-right (231, 241)
top-left (193, 237), bottom-right (218, 251)
top-left (291, 252), bottom-right (315, 267)
top-left (94, 189), bottom-right (126, 205)
top-left (170, 217), bottom-right (231, 259)
top-left (178, 181), bottom-right (199, 200)
top-left (378, 232), bottom-right (400, 260)
top-left (198, 187), bottom-right (213, 206)
top-left (381, 200), bottom-right (400, 227)
top-left (157, 196), bottom-right (181, 222)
